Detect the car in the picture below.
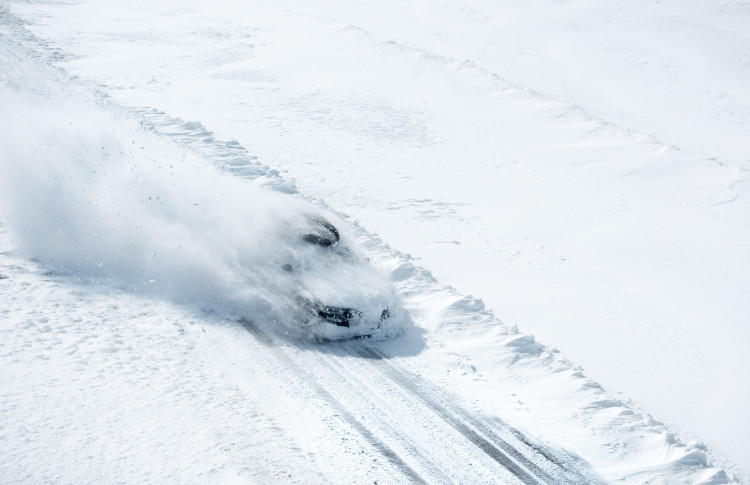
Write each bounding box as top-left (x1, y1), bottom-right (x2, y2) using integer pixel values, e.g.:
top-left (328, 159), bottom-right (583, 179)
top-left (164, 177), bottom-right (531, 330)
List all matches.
top-left (282, 214), bottom-right (400, 340)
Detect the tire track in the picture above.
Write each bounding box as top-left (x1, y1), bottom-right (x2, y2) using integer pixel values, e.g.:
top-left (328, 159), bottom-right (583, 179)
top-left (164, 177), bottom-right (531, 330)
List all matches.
top-left (354, 345), bottom-right (604, 485)
top-left (489, 416), bottom-right (603, 484)
top-left (240, 317), bottom-right (603, 484)
top-left (238, 318), bottom-right (427, 484)
top-left (352, 345), bottom-right (540, 484)
top-left (309, 344), bottom-right (455, 484)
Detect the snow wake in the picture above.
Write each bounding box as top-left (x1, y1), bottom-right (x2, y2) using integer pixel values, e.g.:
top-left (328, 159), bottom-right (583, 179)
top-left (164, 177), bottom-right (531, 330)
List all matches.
top-left (0, 38), bottom-right (394, 334)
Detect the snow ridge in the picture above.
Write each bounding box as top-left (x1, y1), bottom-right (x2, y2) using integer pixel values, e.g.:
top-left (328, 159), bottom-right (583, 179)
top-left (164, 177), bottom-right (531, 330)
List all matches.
top-left (135, 108), bottom-right (297, 195)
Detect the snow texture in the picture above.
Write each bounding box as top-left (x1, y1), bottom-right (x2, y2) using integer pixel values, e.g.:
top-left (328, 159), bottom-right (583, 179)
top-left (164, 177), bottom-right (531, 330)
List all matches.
top-left (1, 0), bottom-right (748, 483)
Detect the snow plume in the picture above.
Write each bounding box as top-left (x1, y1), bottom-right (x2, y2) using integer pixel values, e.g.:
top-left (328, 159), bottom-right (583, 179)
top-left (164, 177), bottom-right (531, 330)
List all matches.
top-left (0, 89), bottom-right (357, 329)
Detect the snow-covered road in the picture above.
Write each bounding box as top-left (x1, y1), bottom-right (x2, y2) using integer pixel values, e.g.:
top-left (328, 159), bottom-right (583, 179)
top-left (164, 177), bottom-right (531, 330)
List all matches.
top-left (241, 317), bottom-right (606, 484)
top-left (2, 0), bottom-right (748, 482)
top-left (1, 221), bottom-right (605, 483)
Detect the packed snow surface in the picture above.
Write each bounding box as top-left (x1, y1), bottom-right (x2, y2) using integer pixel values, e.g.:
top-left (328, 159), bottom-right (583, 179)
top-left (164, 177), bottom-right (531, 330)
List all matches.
top-left (1, 0), bottom-right (749, 483)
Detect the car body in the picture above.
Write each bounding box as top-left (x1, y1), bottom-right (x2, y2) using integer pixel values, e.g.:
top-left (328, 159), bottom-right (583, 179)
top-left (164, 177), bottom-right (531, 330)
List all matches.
top-left (283, 215), bottom-right (401, 340)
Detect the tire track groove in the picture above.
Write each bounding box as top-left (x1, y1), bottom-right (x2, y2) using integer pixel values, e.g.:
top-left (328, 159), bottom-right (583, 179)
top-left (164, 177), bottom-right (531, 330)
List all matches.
top-left (239, 319), bottom-right (427, 484)
top-left (311, 345), bottom-right (455, 484)
top-left (357, 345), bottom-right (603, 484)
top-left (353, 346), bottom-right (541, 484)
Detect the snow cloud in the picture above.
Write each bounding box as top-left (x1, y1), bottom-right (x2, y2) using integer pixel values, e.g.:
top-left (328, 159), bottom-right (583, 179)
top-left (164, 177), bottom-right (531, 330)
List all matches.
top-left (0, 89), bottom-right (367, 329)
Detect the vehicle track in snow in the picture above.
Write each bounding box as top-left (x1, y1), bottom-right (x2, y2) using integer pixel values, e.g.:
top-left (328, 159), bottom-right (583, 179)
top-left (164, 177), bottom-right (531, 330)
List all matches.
top-left (240, 318), bottom-right (604, 484)
top-left (352, 345), bottom-right (600, 485)
top-left (239, 318), bottom-right (428, 484)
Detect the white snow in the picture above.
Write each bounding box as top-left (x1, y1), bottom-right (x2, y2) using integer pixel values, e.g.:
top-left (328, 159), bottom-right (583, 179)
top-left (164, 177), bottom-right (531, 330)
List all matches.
top-left (0, 75), bottom-right (399, 339)
top-left (0, 229), bottom-right (403, 483)
top-left (1, 0), bottom-right (749, 482)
